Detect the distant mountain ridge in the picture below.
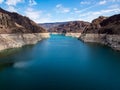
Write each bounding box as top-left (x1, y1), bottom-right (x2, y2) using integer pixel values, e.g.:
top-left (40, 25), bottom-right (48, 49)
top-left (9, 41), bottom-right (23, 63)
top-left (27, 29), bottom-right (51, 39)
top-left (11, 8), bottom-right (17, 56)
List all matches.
top-left (39, 22), bottom-right (67, 30)
top-left (40, 21), bottom-right (90, 33)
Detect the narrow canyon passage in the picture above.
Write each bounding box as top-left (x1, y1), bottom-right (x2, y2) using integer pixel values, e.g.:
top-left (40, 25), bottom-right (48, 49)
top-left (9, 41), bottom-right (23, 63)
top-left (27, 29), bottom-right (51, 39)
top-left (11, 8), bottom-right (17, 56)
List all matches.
top-left (0, 34), bottom-right (120, 90)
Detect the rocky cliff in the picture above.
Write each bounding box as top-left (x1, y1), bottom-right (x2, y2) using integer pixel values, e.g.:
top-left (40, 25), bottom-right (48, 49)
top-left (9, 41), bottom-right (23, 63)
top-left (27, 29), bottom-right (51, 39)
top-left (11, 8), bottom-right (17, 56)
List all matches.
top-left (39, 22), bottom-right (67, 30)
top-left (44, 21), bottom-right (90, 37)
top-left (0, 7), bottom-right (47, 34)
top-left (99, 14), bottom-right (120, 34)
top-left (82, 16), bottom-right (107, 34)
top-left (0, 7), bottom-right (49, 51)
top-left (48, 21), bottom-right (90, 33)
top-left (79, 14), bottom-right (120, 51)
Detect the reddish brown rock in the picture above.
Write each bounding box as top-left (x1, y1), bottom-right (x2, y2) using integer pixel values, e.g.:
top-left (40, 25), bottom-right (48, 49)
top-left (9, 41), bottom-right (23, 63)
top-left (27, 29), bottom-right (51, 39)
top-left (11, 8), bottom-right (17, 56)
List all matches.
top-left (82, 16), bottom-right (107, 34)
top-left (0, 8), bottom-right (49, 51)
top-left (82, 14), bottom-right (120, 34)
top-left (80, 14), bottom-right (120, 51)
top-left (0, 7), bottom-right (46, 34)
top-left (47, 21), bottom-right (90, 33)
top-left (99, 14), bottom-right (120, 34)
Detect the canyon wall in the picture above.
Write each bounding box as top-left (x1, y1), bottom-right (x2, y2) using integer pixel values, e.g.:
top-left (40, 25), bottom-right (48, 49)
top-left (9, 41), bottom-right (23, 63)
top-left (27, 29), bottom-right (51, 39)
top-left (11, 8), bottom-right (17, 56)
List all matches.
top-left (40, 21), bottom-right (90, 37)
top-left (79, 15), bottom-right (120, 51)
top-left (0, 33), bottom-right (49, 51)
top-left (0, 8), bottom-right (49, 51)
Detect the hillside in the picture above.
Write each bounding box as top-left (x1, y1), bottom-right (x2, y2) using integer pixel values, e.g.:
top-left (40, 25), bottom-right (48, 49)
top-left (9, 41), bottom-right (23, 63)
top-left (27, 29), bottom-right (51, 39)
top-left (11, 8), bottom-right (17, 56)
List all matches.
top-left (0, 7), bottom-right (49, 51)
top-left (39, 22), bottom-right (67, 30)
top-left (82, 14), bottom-right (120, 34)
top-left (80, 14), bottom-right (120, 51)
top-left (99, 14), bottom-right (120, 34)
top-left (47, 21), bottom-right (90, 33)
top-left (82, 16), bottom-right (107, 34)
top-left (0, 7), bottom-right (46, 34)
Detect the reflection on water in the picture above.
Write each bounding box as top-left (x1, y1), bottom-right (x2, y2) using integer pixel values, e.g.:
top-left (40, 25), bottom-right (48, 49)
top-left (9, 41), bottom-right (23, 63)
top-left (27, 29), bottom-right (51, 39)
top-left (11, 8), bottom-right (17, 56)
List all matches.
top-left (0, 45), bottom-right (35, 70)
top-left (0, 63), bottom-right (13, 71)
top-left (13, 61), bottom-right (30, 68)
top-left (0, 48), bottom-right (22, 58)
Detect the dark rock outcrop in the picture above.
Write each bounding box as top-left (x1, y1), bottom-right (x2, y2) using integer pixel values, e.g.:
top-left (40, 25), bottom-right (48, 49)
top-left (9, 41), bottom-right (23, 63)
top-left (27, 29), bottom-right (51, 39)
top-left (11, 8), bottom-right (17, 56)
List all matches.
top-left (82, 16), bottom-right (107, 34)
top-left (82, 14), bottom-right (120, 34)
top-left (99, 14), bottom-right (120, 34)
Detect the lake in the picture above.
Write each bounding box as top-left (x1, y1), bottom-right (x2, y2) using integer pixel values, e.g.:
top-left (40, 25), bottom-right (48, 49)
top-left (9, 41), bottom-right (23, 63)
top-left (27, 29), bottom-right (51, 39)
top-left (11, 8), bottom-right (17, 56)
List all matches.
top-left (0, 34), bottom-right (120, 90)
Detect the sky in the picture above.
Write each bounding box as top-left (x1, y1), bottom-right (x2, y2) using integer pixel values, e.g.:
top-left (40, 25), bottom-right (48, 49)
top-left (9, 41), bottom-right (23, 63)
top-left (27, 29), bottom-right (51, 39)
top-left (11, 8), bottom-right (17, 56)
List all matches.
top-left (0, 0), bottom-right (120, 23)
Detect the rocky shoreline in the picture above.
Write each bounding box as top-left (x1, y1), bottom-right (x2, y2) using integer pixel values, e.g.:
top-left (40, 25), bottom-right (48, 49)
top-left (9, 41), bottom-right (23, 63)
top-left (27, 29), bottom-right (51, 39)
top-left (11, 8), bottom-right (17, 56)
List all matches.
top-left (80, 34), bottom-right (120, 51)
top-left (0, 8), bottom-right (50, 51)
top-left (51, 32), bottom-right (81, 38)
top-left (79, 14), bottom-right (120, 51)
top-left (0, 7), bottom-right (120, 51)
top-left (0, 33), bottom-right (50, 51)
top-left (65, 33), bottom-right (81, 38)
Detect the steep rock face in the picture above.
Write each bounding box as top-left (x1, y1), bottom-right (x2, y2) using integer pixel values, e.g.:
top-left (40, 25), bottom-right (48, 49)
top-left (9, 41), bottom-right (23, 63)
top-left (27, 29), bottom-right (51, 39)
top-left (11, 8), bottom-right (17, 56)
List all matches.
top-left (0, 7), bottom-right (46, 34)
top-left (80, 14), bottom-right (120, 51)
top-left (48, 21), bottom-right (90, 33)
top-left (99, 14), bottom-right (120, 34)
top-left (82, 16), bottom-right (107, 34)
top-left (0, 8), bottom-right (49, 51)
top-left (46, 21), bottom-right (90, 38)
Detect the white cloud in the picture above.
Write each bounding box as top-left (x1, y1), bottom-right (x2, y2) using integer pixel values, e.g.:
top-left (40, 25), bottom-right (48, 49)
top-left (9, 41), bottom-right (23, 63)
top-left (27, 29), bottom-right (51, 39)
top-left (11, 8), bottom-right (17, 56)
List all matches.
top-left (74, 4), bottom-right (97, 13)
top-left (109, 4), bottom-right (120, 9)
top-left (79, 8), bottom-right (120, 22)
top-left (25, 7), bottom-right (52, 23)
top-left (80, 1), bottom-right (90, 5)
top-left (99, 0), bottom-right (107, 5)
top-left (25, 8), bottom-right (41, 20)
top-left (98, 0), bottom-right (119, 5)
top-left (73, 8), bottom-right (81, 13)
top-left (0, 0), bottom-right (4, 4)
top-left (56, 4), bottom-right (61, 8)
top-left (110, 0), bottom-right (120, 2)
top-left (5, 0), bottom-right (24, 6)
top-left (29, 0), bottom-right (37, 6)
top-left (7, 6), bottom-right (17, 12)
top-left (55, 4), bottom-right (70, 13)
top-left (37, 14), bottom-right (52, 23)
top-left (73, 8), bottom-right (78, 11)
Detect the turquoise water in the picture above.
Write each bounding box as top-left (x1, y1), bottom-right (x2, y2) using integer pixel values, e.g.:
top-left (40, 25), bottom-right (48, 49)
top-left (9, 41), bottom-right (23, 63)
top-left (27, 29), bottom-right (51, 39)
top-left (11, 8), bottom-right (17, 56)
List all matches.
top-left (0, 34), bottom-right (120, 90)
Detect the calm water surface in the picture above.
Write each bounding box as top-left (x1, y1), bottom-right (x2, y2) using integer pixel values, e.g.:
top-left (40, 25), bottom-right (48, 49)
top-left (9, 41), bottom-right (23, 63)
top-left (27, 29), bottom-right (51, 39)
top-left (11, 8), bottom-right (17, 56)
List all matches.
top-left (0, 34), bottom-right (120, 90)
